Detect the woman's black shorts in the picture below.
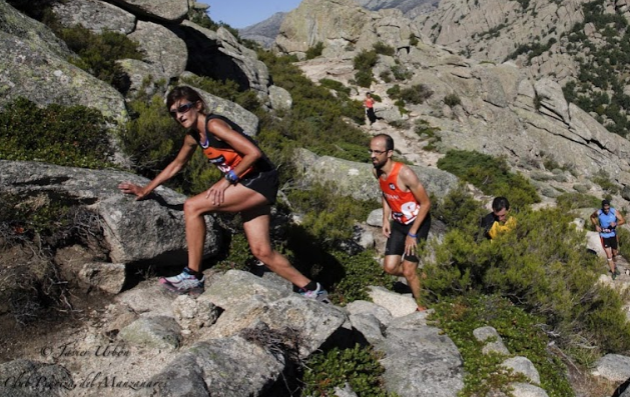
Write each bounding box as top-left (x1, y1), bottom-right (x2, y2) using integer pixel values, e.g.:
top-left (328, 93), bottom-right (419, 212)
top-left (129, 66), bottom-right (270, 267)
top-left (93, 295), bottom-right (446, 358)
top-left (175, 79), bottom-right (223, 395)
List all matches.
top-left (384, 214), bottom-right (431, 263)
top-left (241, 169), bottom-right (279, 205)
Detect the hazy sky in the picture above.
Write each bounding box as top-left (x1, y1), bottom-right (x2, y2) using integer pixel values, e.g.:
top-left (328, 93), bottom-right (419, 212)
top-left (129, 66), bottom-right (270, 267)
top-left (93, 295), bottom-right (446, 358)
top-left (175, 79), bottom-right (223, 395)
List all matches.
top-left (207, 0), bottom-right (303, 29)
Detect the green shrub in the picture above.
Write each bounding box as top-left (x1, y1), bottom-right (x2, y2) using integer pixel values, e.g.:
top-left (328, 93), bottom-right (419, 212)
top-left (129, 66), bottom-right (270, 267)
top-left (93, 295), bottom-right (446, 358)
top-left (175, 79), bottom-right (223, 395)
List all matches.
top-left (424, 207), bottom-right (630, 355)
top-left (305, 42), bottom-right (325, 60)
top-left (556, 192), bottom-right (601, 211)
top-left (414, 119), bottom-right (442, 151)
top-left (302, 344), bottom-right (396, 397)
top-left (0, 98), bottom-right (116, 169)
top-left (400, 84), bottom-right (433, 104)
top-left (388, 84), bottom-right (433, 105)
top-left (444, 93), bottom-right (462, 107)
top-left (214, 232), bottom-right (256, 272)
top-left (379, 70), bottom-right (393, 83)
top-left (52, 25), bottom-right (144, 92)
top-left (592, 170), bottom-right (620, 194)
top-left (319, 79), bottom-right (351, 96)
top-left (256, 51), bottom-right (370, 162)
top-left (431, 294), bottom-right (573, 397)
top-left (355, 70), bottom-right (374, 88)
top-left (285, 182), bottom-right (373, 245)
top-left (353, 50), bottom-right (378, 88)
top-left (437, 150), bottom-right (541, 208)
top-left (328, 250), bottom-right (395, 304)
top-left (409, 34), bottom-right (419, 46)
top-left (391, 64), bottom-right (412, 81)
top-left (431, 184), bottom-right (487, 236)
top-left (373, 41), bottom-right (395, 56)
top-left (353, 50), bottom-right (378, 71)
top-left (386, 85), bottom-right (401, 98)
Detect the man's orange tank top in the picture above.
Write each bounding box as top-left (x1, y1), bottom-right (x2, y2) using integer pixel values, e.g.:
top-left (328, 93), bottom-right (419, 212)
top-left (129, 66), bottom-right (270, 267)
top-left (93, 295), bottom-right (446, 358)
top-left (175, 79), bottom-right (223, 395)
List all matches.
top-left (378, 162), bottom-right (419, 225)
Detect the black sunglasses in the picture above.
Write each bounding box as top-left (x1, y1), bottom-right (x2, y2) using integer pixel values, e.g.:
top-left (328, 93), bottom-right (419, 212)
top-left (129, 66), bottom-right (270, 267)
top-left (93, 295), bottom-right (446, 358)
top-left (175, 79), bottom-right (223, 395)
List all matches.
top-left (170, 102), bottom-right (195, 117)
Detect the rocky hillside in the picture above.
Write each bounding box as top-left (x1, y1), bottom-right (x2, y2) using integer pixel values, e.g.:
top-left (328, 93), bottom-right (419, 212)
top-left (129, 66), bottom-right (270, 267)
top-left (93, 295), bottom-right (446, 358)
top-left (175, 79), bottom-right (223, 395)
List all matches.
top-left (276, 0), bottom-right (630, 208)
top-left (415, 0), bottom-right (630, 138)
top-left (238, 0), bottom-right (438, 48)
top-left (4, 0), bottom-right (630, 396)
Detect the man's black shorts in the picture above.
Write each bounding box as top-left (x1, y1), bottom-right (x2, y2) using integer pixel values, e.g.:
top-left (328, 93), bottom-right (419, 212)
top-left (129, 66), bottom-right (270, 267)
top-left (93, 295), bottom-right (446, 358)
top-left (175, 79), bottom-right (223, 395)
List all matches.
top-left (601, 236), bottom-right (618, 250)
top-left (385, 214), bottom-right (431, 263)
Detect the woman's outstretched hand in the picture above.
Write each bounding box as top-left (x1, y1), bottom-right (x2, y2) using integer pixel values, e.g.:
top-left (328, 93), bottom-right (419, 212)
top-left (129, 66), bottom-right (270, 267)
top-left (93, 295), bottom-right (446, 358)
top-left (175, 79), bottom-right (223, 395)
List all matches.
top-left (118, 182), bottom-right (149, 200)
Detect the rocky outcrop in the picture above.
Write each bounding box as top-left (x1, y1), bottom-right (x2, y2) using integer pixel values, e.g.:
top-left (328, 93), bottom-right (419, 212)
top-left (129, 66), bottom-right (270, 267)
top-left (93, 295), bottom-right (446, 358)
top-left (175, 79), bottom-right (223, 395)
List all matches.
top-left (128, 21), bottom-right (188, 81)
top-left (0, 0), bottom-right (72, 59)
top-left (274, 0), bottom-right (418, 59)
top-left (108, 0), bottom-right (189, 22)
top-left (52, 0), bottom-right (136, 34)
top-left (0, 29), bottom-right (127, 122)
top-left (414, 0), bottom-right (586, 78)
top-left (0, 160), bottom-right (221, 265)
top-left (292, 148), bottom-right (459, 203)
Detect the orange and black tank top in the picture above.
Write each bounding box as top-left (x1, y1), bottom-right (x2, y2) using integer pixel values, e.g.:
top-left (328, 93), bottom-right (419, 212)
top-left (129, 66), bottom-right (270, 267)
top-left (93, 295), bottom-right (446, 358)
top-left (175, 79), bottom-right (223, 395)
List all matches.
top-left (378, 162), bottom-right (420, 225)
top-left (190, 114), bottom-right (274, 178)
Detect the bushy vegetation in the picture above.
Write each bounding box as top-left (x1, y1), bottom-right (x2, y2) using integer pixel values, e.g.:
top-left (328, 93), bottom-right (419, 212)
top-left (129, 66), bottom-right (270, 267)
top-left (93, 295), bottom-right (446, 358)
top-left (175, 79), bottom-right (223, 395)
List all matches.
top-left (555, 192), bottom-right (601, 211)
top-left (560, 0), bottom-right (630, 137)
top-left (390, 64), bottom-right (412, 81)
top-left (592, 169), bottom-right (620, 194)
top-left (306, 42), bottom-right (325, 60)
top-left (51, 24), bottom-right (144, 93)
top-left (319, 78), bottom-right (352, 96)
top-left (373, 42), bottom-right (395, 56)
top-left (437, 150), bottom-right (541, 208)
top-left (279, 183), bottom-right (393, 303)
top-left (431, 294), bottom-right (573, 397)
top-left (387, 84), bottom-right (433, 105)
top-left (413, 119), bottom-right (441, 151)
top-left (424, 207), bottom-right (630, 356)
top-left (444, 93), bottom-right (462, 107)
top-left (430, 184), bottom-right (487, 237)
top-left (353, 50), bottom-right (378, 88)
top-left (119, 95), bottom-right (221, 194)
top-left (256, 51), bottom-right (369, 163)
top-left (302, 344), bottom-right (396, 397)
top-left (0, 97), bottom-right (116, 169)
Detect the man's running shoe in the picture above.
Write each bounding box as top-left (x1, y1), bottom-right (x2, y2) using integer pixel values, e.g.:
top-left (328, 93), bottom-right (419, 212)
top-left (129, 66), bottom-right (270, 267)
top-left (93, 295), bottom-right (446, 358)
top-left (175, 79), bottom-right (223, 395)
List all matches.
top-left (615, 268), bottom-right (621, 276)
top-left (159, 268), bottom-right (204, 295)
top-left (300, 282), bottom-right (330, 303)
top-left (611, 270), bottom-right (617, 281)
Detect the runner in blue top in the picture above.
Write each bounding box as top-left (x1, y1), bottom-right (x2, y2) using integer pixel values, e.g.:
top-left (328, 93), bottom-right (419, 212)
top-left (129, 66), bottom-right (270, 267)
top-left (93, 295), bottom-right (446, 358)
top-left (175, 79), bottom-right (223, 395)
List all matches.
top-left (590, 199), bottom-right (626, 279)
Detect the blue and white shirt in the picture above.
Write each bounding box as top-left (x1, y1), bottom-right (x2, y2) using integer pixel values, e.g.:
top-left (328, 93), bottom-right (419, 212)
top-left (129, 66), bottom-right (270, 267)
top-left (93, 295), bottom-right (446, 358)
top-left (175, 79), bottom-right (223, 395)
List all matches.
top-left (598, 208), bottom-right (618, 238)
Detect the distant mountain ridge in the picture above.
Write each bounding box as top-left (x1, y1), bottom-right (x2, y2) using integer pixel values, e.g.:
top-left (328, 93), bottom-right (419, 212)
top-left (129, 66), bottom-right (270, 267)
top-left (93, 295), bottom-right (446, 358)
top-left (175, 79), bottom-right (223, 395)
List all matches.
top-left (238, 0), bottom-right (438, 48)
top-left (239, 11), bottom-right (287, 48)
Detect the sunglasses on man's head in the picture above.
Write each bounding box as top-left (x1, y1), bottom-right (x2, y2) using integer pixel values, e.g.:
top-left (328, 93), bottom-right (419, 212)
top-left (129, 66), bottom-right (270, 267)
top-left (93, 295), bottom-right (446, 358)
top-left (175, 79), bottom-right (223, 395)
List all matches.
top-left (170, 102), bottom-right (195, 117)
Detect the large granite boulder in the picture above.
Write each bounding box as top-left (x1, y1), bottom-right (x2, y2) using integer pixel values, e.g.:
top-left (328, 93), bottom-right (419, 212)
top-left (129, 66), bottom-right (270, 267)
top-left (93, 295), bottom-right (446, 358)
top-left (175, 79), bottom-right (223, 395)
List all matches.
top-left (128, 21), bottom-right (188, 81)
top-left (108, 0), bottom-right (189, 22)
top-left (0, 0), bottom-right (72, 58)
top-left (0, 161), bottom-right (221, 265)
top-left (0, 31), bottom-right (127, 122)
top-left (52, 0), bottom-right (136, 34)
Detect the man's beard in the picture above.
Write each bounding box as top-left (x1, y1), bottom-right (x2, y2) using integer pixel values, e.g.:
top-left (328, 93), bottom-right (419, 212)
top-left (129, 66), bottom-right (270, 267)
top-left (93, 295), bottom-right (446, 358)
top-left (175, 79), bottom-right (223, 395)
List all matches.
top-left (372, 159), bottom-right (385, 169)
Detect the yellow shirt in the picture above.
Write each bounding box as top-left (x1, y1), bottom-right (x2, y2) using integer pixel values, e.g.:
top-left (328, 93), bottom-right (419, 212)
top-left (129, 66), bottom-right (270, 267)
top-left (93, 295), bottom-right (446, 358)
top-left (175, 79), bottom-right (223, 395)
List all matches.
top-left (487, 216), bottom-right (516, 240)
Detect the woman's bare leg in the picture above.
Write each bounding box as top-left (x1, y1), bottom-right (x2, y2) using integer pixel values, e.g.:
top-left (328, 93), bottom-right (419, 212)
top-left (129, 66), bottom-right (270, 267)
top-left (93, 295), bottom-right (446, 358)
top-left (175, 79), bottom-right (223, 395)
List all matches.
top-left (183, 184), bottom-right (268, 272)
top-left (242, 205), bottom-right (311, 288)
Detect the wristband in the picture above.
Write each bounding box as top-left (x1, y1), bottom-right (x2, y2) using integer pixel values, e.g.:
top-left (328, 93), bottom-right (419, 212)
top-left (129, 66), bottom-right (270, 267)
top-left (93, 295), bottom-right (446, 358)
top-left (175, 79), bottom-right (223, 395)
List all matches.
top-left (225, 170), bottom-right (239, 184)
top-left (408, 232), bottom-right (417, 238)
